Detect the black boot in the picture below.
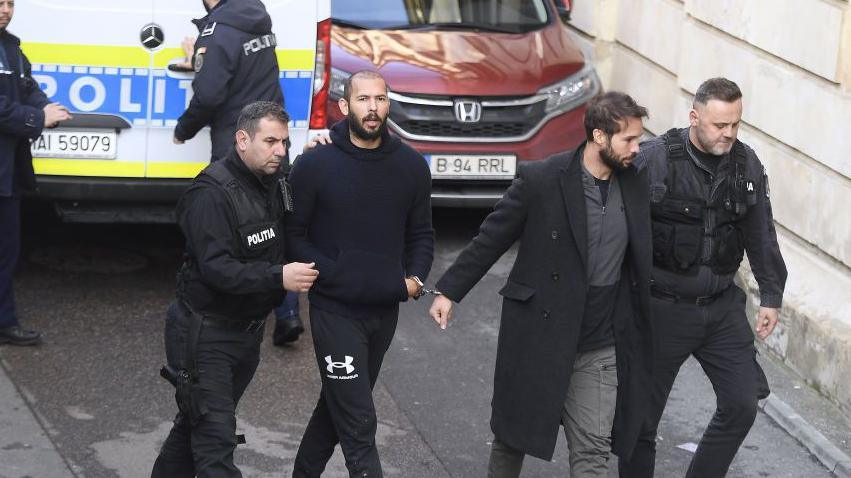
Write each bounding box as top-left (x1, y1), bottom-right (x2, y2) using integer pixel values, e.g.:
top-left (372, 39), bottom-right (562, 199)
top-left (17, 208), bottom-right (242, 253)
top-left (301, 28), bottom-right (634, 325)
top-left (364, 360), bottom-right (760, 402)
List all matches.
top-left (273, 315), bottom-right (304, 346)
top-left (0, 326), bottom-right (42, 346)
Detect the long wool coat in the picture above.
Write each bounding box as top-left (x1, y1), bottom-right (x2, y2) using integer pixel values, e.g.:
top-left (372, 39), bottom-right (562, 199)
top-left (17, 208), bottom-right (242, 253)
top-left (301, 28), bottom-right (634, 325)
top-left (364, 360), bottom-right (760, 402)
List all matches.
top-left (436, 145), bottom-right (654, 460)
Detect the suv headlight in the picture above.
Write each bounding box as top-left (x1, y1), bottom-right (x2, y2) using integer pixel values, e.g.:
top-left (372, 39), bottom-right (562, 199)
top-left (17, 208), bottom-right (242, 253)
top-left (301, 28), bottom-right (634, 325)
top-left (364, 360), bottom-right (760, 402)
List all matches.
top-left (330, 67), bottom-right (351, 100)
top-left (538, 63), bottom-right (600, 114)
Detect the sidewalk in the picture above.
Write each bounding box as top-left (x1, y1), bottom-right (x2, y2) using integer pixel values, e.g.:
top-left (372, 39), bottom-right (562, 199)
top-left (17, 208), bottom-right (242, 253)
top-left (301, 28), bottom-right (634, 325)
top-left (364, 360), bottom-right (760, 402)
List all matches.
top-left (0, 357), bottom-right (74, 478)
top-left (758, 345), bottom-right (851, 477)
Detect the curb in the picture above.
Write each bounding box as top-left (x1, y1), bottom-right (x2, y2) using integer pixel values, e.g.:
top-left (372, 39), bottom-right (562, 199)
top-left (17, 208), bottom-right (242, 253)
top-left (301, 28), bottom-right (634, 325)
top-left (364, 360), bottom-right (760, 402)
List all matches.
top-left (760, 395), bottom-right (851, 477)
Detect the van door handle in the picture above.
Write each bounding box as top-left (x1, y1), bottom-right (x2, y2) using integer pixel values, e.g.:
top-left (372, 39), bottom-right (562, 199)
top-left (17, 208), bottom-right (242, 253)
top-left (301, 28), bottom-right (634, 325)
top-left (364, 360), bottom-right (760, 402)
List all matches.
top-left (168, 63), bottom-right (194, 73)
top-left (167, 36), bottom-right (197, 73)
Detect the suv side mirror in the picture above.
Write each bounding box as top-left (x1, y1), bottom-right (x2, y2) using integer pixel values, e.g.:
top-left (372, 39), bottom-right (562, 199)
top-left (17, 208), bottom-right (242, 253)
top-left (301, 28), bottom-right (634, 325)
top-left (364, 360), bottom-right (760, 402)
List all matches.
top-left (556, 0), bottom-right (571, 23)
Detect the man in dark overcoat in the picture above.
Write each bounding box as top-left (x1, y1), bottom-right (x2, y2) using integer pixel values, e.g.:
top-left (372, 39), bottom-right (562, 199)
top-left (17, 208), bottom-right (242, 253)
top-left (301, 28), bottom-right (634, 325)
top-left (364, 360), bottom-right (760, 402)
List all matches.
top-left (430, 92), bottom-right (654, 477)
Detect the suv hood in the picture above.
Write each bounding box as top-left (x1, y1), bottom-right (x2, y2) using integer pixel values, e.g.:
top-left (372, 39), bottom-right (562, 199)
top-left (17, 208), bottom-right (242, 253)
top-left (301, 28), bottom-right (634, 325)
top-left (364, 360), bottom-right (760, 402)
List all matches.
top-left (331, 24), bottom-right (586, 97)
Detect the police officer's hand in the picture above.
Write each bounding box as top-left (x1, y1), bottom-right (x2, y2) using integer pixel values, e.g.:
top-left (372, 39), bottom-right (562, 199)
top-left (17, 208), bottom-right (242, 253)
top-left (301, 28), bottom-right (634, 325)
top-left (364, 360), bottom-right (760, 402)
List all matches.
top-left (429, 294), bottom-right (453, 330)
top-left (755, 307), bottom-right (780, 340)
top-left (282, 262), bottom-right (319, 292)
top-left (304, 134), bottom-right (332, 151)
top-left (43, 103), bottom-right (72, 128)
top-left (170, 37), bottom-right (197, 71)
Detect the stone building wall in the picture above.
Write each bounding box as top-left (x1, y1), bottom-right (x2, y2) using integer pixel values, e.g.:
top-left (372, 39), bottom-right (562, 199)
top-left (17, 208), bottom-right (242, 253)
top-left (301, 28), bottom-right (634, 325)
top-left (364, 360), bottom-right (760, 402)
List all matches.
top-left (567, 0), bottom-right (851, 414)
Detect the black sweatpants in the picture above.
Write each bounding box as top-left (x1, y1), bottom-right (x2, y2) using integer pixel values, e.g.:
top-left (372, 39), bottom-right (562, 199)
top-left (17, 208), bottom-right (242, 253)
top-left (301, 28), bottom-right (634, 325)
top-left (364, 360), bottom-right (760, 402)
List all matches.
top-left (152, 301), bottom-right (263, 478)
top-left (619, 285), bottom-right (769, 478)
top-left (293, 305), bottom-right (399, 478)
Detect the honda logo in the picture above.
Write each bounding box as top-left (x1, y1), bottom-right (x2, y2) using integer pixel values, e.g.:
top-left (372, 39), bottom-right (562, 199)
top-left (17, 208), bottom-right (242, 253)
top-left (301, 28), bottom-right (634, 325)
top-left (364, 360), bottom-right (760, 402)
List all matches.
top-left (454, 100), bottom-right (482, 123)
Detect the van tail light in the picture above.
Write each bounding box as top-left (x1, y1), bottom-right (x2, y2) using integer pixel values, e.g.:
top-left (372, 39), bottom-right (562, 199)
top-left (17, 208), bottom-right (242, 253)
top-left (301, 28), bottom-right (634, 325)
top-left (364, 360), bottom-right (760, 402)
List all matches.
top-left (309, 18), bottom-right (331, 129)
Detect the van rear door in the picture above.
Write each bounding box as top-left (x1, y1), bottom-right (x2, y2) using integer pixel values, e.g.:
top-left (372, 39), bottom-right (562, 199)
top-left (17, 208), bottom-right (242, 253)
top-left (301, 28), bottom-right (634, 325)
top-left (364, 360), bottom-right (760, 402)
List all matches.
top-left (149, 0), bottom-right (324, 172)
top-left (17, 0), bottom-right (153, 181)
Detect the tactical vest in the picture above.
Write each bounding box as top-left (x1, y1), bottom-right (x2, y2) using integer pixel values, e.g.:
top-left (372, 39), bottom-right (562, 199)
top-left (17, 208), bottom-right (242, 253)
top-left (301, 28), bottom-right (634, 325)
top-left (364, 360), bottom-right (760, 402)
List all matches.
top-left (650, 129), bottom-right (758, 276)
top-left (178, 159), bottom-right (286, 319)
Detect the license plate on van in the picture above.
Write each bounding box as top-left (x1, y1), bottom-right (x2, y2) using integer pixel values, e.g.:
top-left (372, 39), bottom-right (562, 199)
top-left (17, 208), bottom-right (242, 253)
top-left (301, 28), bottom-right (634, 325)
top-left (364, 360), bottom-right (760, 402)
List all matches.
top-left (31, 130), bottom-right (117, 159)
top-left (427, 154), bottom-right (516, 179)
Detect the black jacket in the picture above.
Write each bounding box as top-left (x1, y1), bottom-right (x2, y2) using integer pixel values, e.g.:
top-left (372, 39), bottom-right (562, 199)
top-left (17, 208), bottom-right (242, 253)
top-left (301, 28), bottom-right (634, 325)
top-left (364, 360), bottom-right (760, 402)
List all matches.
top-left (0, 29), bottom-right (49, 196)
top-left (286, 119), bottom-right (434, 318)
top-left (174, 0), bottom-right (284, 161)
top-left (176, 149), bottom-right (286, 321)
top-left (435, 146), bottom-right (654, 461)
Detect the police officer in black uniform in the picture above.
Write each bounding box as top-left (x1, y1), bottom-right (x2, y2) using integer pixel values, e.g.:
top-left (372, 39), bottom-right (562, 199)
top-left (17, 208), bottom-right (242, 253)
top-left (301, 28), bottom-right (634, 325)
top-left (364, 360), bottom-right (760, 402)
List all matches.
top-left (172, 0), bottom-right (283, 163)
top-left (620, 78), bottom-right (787, 478)
top-left (0, 0), bottom-right (71, 346)
top-left (152, 101), bottom-right (318, 477)
top-left (173, 0), bottom-right (304, 345)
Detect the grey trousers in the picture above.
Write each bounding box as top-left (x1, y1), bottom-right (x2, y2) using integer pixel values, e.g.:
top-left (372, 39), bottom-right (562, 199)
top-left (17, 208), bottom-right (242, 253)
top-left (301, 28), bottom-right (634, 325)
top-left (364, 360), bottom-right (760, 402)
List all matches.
top-left (488, 345), bottom-right (618, 477)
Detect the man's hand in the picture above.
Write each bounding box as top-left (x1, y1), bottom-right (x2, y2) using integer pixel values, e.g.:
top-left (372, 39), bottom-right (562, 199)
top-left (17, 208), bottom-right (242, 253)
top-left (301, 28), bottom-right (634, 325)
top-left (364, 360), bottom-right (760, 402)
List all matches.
top-left (755, 307), bottom-right (780, 340)
top-left (170, 36), bottom-right (196, 71)
top-left (405, 278), bottom-right (420, 299)
top-left (43, 103), bottom-right (72, 128)
top-left (303, 134), bottom-right (332, 151)
top-left (283, 262), bottom-right (319, 292)
top-left (173, 136), bottom-right (185, 145)
top-left (429, 294), bottom-right (453, 330)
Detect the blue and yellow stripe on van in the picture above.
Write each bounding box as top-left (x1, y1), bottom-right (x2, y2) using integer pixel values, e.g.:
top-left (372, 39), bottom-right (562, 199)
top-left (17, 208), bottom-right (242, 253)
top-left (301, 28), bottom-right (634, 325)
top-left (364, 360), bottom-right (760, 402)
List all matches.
top-left (22, 43), bottom-right (314, 178)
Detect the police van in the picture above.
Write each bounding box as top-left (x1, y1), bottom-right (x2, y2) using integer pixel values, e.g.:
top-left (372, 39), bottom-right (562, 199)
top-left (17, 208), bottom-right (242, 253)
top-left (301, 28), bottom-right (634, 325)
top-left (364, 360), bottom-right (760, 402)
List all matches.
top-left (13, 0), bottom-right (331, 222)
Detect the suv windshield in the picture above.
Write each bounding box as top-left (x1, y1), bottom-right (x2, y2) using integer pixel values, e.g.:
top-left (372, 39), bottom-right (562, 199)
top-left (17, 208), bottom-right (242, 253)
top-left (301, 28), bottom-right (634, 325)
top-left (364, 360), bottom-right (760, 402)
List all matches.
top-left (331, 0), bottom-right (550, 33)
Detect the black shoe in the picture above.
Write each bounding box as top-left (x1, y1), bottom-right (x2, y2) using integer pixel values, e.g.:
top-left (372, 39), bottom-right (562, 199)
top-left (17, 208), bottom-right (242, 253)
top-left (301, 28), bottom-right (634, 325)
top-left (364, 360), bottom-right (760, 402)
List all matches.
top-left (0, 326), bottom-right (43, 346)
top-left (273, 315), bottom-right (304, 346)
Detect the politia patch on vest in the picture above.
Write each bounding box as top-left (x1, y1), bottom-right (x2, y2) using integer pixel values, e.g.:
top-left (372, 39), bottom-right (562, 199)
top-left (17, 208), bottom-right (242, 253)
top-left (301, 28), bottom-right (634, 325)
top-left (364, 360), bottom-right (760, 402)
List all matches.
top-left (244, 225), bottom-right (277, 249)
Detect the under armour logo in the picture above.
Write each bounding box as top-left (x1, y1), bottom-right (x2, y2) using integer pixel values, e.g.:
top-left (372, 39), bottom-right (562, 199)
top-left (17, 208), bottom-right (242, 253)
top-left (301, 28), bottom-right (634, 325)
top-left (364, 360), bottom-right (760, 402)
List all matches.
top-left (325, 355), bottom-right (355, 375)
top-left (746, 181), bottom-right (754, 192)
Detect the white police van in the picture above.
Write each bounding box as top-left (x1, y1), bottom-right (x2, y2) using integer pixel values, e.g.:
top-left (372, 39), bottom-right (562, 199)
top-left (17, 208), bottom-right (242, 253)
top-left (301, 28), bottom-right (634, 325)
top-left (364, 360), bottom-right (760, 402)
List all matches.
top-left (13, 0), bottom-right (331, 222)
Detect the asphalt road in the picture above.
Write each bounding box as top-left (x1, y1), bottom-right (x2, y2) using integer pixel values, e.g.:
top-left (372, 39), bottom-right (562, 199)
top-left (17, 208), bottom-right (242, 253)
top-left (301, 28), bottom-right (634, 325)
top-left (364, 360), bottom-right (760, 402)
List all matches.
top-left (0, 203), bottom-right (835, 477)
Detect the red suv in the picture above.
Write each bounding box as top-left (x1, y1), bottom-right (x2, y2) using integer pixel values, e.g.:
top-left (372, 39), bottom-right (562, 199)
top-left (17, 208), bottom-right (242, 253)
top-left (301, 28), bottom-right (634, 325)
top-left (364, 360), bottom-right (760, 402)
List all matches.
top-left (322, 0), bottom-right (597, 206)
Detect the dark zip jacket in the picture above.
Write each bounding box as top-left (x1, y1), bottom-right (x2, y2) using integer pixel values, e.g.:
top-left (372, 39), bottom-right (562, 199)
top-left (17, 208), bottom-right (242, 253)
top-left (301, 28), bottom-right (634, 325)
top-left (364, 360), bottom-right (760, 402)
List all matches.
top-left (176, 148), bottom-right (287, 320)
top-left (174, 0), bottom-right (284, 162)
top-left (0, 29), bottom-right (49, 196)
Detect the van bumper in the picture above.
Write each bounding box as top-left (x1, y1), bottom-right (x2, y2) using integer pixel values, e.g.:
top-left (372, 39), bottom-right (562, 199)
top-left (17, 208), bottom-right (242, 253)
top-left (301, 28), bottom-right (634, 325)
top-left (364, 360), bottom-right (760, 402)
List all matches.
top-left (32, 176), bottom-right (192, 223)
top-left (34, 176), bottom-right (191, 203)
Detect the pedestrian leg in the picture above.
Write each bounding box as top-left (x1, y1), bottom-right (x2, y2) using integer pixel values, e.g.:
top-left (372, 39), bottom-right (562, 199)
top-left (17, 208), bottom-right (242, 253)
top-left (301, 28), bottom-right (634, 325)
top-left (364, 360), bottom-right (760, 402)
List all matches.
top-left (687, 288), bottom-right (763, 478)
top-left (0, 196), bottom-right (21, 328)
top-left (620, 298), bottom-right (703, 478)
top-left (564, 345), bottom-right (617, 477)
top-left (487, 437), bottom-right (525, 478)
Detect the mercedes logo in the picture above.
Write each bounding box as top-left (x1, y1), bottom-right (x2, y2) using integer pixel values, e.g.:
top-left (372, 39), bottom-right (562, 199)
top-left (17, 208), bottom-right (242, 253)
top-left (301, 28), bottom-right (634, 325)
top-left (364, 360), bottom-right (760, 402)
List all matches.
top-left (140, 23), bottom-right (164, 50)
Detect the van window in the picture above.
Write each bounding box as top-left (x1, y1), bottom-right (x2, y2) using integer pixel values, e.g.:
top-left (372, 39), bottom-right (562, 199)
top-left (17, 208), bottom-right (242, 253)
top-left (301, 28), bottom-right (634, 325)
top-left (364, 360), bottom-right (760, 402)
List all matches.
top-left (332, 0), bottom-right (550, 32)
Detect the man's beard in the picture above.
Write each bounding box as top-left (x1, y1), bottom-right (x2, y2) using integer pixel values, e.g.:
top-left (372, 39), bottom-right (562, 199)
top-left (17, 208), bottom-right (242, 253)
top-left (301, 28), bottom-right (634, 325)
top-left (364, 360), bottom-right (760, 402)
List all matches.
top-left (348, 110), bottom-right (387, 142)
top-left (694, 127), bottom-right (733, 156)
top-left (600, 143), bottom-right (633, 172)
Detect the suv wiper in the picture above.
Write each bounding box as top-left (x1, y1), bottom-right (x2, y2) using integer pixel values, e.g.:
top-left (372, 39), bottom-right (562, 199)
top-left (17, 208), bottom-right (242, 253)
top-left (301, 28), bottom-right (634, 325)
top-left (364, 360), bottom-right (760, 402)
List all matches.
top-left (387, 22), bottom-right (521, 33)
top-left (331, 18), bottom-right (370, 29)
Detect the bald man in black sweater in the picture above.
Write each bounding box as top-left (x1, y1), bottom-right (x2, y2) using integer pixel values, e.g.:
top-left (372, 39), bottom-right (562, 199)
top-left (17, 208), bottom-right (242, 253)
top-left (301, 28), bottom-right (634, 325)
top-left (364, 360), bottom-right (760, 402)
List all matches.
top-left (287, 71), bottom-right (434, 478)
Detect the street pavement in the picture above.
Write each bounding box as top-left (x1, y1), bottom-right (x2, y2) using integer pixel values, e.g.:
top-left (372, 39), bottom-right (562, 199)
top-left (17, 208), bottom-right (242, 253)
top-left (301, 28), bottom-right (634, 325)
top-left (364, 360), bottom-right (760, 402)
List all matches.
top-left (0, 204), bottom-right (846, 477)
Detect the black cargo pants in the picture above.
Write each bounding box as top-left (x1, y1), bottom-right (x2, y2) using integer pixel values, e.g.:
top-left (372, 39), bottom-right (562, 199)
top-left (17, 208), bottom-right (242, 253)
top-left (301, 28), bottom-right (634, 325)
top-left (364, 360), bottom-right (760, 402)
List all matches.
top-left (619, 285), bottom-right (769, 478)
top-left (293, 305), bottom-right (398, 478)
top-left (151, 301), bottom-right (263, 478)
